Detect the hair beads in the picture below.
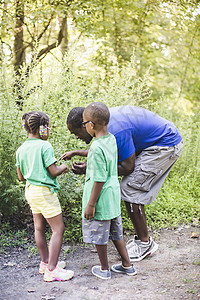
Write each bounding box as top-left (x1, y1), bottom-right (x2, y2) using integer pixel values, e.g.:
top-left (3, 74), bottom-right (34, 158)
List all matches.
top-left (39, 125), bottom-right (48, 137)
top-left (22, 119), bottom-right (26, 130)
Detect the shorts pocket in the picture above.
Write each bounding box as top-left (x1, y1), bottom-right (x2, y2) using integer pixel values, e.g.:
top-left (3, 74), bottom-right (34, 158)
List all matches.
top-left (127, 164), bottom-right (161, 192)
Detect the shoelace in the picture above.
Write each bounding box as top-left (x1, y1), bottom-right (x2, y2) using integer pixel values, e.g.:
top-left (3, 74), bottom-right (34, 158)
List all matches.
top-left (126, 239), bottom-right (136, 249)
top-left (127, 241), bottom-right (143, 256)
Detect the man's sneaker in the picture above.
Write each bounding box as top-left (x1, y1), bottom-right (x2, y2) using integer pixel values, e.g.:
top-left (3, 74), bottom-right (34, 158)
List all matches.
top-left (92, 266), bottom-right (111, 280)
top-left (39, 261), bottom-right (66, 274)
top-left (127, 236), bottom-right (158, 262)
top-left (43, 266), bottom-right (74, 282)
top-left (111, 264), bottom-right (137, 276)
top-left (126, 235), bottom-right (138, 251)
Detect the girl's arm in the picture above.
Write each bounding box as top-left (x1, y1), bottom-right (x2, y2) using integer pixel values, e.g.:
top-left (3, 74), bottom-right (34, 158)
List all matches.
top-left (16, 167), bottom-right (25, 181)
top-left (84, 182), bottom-right (105, 220)
top-left (47, 163), bottom-right (69, 177)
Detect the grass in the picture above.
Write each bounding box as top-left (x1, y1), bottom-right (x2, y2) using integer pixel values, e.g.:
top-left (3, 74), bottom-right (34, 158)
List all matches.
top-left (0, 227), bottom-right (28, 253)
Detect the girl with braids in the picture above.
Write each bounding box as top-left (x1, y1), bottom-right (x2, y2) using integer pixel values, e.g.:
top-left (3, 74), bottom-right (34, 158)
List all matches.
top-left (16, 111), bottom-right (74, 282)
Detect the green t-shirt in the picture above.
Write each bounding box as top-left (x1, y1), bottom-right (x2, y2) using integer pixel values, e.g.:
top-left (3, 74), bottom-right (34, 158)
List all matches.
top-left (82, 133), bottom-right (121, 220)
top-left (16, 138), bottom-right (59, 193)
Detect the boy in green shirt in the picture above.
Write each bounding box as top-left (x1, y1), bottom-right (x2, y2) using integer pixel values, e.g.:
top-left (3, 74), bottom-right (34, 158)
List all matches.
top-left (82, 102), bottom-right (137, 279)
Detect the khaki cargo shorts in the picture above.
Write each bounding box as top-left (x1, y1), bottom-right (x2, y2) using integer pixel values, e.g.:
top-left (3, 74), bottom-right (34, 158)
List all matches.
top-left (120, 141), bottom-right (183, 205)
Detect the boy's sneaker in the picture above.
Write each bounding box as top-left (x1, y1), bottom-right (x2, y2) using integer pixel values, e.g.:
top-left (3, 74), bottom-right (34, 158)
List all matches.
top-left (111, 264), bottom-right (137, 276)
top-left (92, 266), bottom-right (111, 280)
top-left (127, 236), bottom-right (158, 262)
top-left (43, 266), bottom-right (74, 282)
top-left (39, 261), bottom-right (66, 274)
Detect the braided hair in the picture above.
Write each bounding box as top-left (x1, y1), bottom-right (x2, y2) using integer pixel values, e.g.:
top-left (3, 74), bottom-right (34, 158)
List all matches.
top-left (22, 111), bottom-right (49, 134)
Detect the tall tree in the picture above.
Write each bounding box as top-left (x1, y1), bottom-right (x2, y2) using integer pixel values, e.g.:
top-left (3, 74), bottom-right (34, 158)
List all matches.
top-left (14, 0), bottom-right (25, 74)
top-left (1, 0), bottom-right (73, 106)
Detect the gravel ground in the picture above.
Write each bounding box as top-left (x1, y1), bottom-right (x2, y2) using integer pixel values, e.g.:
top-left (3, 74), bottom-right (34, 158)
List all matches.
top-left (0, 225), bottom-right (200, 300)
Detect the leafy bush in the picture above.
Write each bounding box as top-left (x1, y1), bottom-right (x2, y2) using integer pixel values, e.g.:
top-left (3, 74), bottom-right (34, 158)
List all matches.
top-left (0, 54), bottom-right (199, 245)
top-left (0, 85), bottom-right (26, 217)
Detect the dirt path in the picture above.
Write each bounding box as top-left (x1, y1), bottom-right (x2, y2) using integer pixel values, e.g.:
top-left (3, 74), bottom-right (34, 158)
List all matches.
top-left (0, 225), bottom-right (199, 300)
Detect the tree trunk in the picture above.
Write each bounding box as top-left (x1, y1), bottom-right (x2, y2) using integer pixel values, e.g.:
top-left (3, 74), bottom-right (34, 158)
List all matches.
top-left (13, 0), bottom-right (25, 108)
top-left (14, 0), bottom-right (25, 73)
top-left (59, 14), bottom-right (68, 59)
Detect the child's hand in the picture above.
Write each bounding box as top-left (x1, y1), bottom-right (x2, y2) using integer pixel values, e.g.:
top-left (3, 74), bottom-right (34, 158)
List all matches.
top-left (84, 204), bottom-right (95, 220)
top-left (62, 164), bottom-right (69, 174)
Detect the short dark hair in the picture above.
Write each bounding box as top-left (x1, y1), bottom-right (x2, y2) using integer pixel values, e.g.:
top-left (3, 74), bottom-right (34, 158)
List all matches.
top-left (22, 111), bottom-right (49, 134)
top-left (66, 107), bottom-right (85, 128)
top-left (84, 102), bottom-right (110, 126)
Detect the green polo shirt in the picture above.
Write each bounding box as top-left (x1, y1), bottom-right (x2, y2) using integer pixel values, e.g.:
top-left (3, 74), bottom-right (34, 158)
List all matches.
top-left (16, 138), bottom-right (59, 193)
top-left (82, 133), bottom-right (121, 220)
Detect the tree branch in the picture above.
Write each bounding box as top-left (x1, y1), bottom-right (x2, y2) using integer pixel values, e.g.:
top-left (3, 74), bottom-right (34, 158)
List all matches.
top-left (36, 16), bottom-right (67, 60)
top-left (37, 12), bottom-right (55, 42)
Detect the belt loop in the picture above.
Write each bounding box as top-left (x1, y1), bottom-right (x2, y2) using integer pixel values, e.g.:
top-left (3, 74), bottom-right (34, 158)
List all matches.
top-left (130, 203), bottom-right (133, 213)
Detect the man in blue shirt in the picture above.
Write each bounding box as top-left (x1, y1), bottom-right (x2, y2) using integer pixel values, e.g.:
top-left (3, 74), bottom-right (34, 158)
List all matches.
top-left (60, 105), bottom-right (183, 262)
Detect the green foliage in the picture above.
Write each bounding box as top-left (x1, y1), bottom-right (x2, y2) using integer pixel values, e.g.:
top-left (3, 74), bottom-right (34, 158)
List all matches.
top-left (0, 223), bottom-right (28, 252)
top-left (0, 52), bottom-right (199, 249)
top-left (59, 172), bottom-right (84, 242)
top-left (0, 83), bottom-right (26, 216)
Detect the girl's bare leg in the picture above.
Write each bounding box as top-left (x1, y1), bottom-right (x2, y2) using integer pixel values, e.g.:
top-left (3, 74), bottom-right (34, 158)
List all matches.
top-left (33, 213), bottom-right (48, 263)
top-left (46, 213), bottom-right (65, 271)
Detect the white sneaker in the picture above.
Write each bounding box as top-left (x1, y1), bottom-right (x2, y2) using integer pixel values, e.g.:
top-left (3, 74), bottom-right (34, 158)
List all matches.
top-left (39, 261), bottom-right (66, 274)
top-left (127, 236), bottom-right (158, 262)
top-left (44, 266), bottom-right (74, 282)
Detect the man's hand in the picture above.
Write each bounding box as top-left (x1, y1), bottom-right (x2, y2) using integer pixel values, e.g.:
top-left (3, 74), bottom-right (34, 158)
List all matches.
top-left (58, 151), bottom-right (75, 161)
top-left (71, 162), bottom-right (87, 174)
top-left (58, 150), bottom-right (88, 161)
top-left (84, 203), bottom-right (95, 220)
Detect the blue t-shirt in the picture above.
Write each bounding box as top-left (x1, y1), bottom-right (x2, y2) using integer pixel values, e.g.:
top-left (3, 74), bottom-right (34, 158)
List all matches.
top-left (107, 106), bottom-right (182, 162)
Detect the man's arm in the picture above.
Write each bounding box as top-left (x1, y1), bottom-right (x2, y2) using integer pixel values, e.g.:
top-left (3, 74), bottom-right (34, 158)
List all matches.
top-left (58, 150), bottom-right (88, 161)
top-left (84, 182), bottom-right (104, 220)
top-left (118, 153), bottom-right (135, 176)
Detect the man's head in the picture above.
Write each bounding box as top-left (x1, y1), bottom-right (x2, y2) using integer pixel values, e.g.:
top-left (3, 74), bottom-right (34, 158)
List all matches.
top-left (66, 107), bottom-right (92, 144)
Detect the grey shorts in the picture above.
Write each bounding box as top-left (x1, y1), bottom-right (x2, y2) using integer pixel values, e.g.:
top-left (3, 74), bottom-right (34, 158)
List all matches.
top-left (82, 215), bottom-right (123, 245)
top-left (120, 141), bottom-right (183, 205)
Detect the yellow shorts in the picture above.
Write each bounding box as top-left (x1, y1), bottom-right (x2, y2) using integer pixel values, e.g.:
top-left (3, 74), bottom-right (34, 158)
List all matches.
top-left (25, 185), bottom-right (62, 218)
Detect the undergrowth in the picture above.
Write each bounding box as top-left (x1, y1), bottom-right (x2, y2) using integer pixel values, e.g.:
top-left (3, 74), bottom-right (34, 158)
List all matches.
top-left (0, 55), bottom-right (199, 251)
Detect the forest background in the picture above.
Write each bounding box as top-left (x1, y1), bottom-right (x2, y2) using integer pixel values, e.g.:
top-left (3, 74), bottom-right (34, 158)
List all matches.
top-left (0, 0), bottom-right (199, 249)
